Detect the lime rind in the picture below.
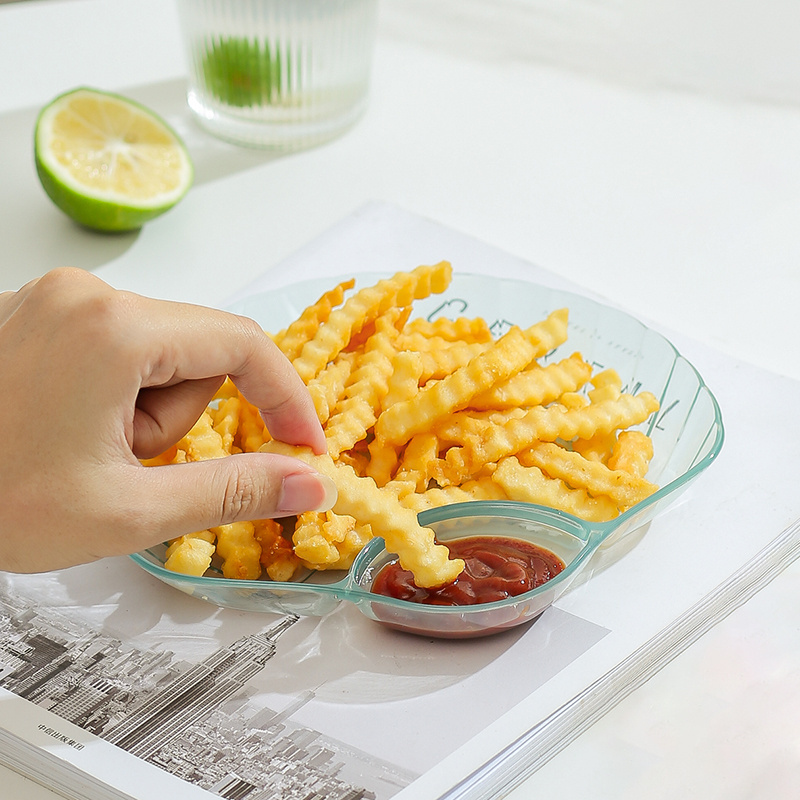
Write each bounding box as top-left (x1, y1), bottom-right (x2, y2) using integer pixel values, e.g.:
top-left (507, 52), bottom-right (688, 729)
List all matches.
top-left (33, 157), bottom-right (184, 233)
top-left (34, 87), bottom-right (194, 233)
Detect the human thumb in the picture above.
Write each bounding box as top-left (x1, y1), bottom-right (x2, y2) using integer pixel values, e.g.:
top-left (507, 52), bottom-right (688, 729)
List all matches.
top-left (132, 451), bottom-right (338, 548)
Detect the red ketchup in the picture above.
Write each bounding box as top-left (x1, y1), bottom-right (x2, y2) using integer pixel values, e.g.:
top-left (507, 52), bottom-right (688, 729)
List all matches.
top-left (372, 536), bottom-right (565, 606)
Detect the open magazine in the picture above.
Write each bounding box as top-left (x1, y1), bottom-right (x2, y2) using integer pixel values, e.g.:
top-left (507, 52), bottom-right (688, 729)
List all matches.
top-left (2, 203), bottom-right (799, 800)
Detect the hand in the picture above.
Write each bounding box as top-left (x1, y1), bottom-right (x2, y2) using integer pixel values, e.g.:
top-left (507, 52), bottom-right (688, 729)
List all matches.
top-left (0, 268), bottom-right (336, 573)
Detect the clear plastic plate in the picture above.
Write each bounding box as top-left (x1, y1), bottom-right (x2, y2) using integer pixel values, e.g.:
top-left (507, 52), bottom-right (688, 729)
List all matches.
top-left (131, 273), bottom-right (724, 637)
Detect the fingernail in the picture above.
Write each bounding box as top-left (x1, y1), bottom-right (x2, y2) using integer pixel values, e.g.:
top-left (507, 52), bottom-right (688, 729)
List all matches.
top-left (277, 472), bottom-right (338, 515)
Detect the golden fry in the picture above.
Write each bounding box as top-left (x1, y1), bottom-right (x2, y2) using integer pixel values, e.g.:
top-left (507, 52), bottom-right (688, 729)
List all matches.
top-left (324, 307), bottom-right (404, 457)
top-left (395, 432), bottom-right (441, 491)
top-left (213, 521), bottom-right (262, 580)
top-left (404, 315), bottom-right (493, 343)
top-left (588, 368), bottom-right (623, 403)
top-left (292, 262), bottom-right (452, 383)
top-left (307, 353), bottom-right (354, 425)
top-left (366, 438), bottom-right (400, 487)
top-left (212, 395), bottom-right (242, 454)
top-left (572, 430), bottom-right (618, 463)
top-left (381, 350), bottom-right (424, 412)
top-left (254, 518), bottom-right (302, 582)
top-left (523, 308), bottom-right (570, 356)
top-left (164, 532), bottom-right (216, 576)
top-left (399, 478), bottom-right (507, 513)
top-left (446, 391), bottom-right (660, 476)
top-left (492, 457), bottom-right (619, 522)
top-left (608, 430), bottom-right (655, 479)
top-left (293, 510), bottom-right (373, 571)
top-left (275, 278), bottom-right (355, 361)
top-left (519, 441), bottom-right (658, 509)
top-left (233, 390), bottom-right (270, 453)
top-left (418, 344), bottom-right (489, 383)
top-left (375, 325), bottom-right (538, 447)
top-left (180, 411), bottom-right (226, 462)
top-left (470, 352), bottom-right (592, 411)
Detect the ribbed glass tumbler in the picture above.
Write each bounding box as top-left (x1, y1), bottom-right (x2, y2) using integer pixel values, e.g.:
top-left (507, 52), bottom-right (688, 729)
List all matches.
top-left (175, 0), bottom-right (378, 149)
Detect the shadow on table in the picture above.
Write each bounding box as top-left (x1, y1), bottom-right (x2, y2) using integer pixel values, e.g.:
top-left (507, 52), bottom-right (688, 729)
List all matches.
top-left (0, 76), bottom-right (283, 289)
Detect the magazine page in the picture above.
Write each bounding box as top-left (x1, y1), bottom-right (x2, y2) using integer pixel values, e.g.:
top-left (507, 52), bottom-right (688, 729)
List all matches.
top-left (0, 554), bottom-right (610, 800)
top-left (2, 204), bottom-right (799, 800)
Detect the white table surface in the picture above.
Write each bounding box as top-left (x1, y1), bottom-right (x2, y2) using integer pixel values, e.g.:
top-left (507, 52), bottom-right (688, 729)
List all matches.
top-left (1, 1), bottom-right (798, 798)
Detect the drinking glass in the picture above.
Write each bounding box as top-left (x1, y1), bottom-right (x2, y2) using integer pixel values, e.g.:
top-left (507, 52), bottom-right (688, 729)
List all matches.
top-left (175, 0), bottom-right (378, 149)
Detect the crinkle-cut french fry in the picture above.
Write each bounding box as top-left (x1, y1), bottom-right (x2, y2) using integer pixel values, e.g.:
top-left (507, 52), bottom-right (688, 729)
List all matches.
top-left (164, 532), bottom-right (216, 576)
top-left (140, 443), bottom-right (179, 467)
top-left (425, 457), bottom-right (453, 488)
top-left (376, 325), bottom-right (539, 448)
top-left (400, 261), bottom-right (452, 302)
top-left (307, 353), bottom-right (354, 424)
top-left (519, 442), bottom-right (658, 509)
top-left (607, 430), bottom-right (654, 479)
top-left (342, 307), bottom-right (412, 354)
top-left (342, 319), bottom-right (377, 353)
top-left (590, 368), bottom-right (621, 390)
top-left (394, 432), bottom-right (440, 491)
top-left (404, 314), bottom-right (493, 343)
top-left (366, 350), bottom-right (426, 485)
top-left (335, 519), bottom-right (375, 570)
top-left (337, 447), bottom-right (370, 477)
top-left (233, 390), bottom-right (270, 453)
top-left (588, 368), bottom-right (622, 403)
top-left (324, 308), bottom-right (404, 457)
top-left (434, 408), bottom-right (527, 446)
top-left (403, 306), bottom-right (566, 385)
top-left (253, 519), bottom-right (302, 582)
top-left (381, 350), bottom-right (424, 412)
top-left (274, 278), bottom-right (355, 361)
top-left (429, 449), bottom-right (502, 488)
top-left (212, 377), bottom-right (239, 402)
top-left (366, 438), bottom-right (400, 487)
top-left (382, 476), bottom-right (419, 505)
top-left (556, 392), bottom-right (589, 410)
top-left (211, 396), bottom-right (241, 454)
top-left (261, 441), bottom-right (464, 588)
top-left (572, 430), bottom-right (618, 463)
top-left (430, 457), bottom-right (472, 489)
top-left (523, 308), bottom-right (569, 356)
top-left (416, 341), bottom-right (489, 382)
top-left (400, 478), bottom-right (508, 513)
top-left (470, 352), bottom-right (592, 411)
top-left (292, 262), bottom-right (452, 383)
top-left (179, 411), bottom-right (226, 461)
top-left (396, 328), bottom-right (485, 357)
top-left (292, 510), bottom-right (373, 571)
top-left (493, 457), bottom-right (619, 522)
top-left (291, 511), bottom-right (330, 566)
top-left (213, 521), bottom-right (262, 580)
top-left (461, 477), bottom-right (508, 500)
top-left (446, 391), bottom-right (660, 476)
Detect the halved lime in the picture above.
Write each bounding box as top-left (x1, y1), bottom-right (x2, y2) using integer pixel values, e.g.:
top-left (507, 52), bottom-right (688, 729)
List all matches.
top-left (34, 87), bottom-right (194, 232)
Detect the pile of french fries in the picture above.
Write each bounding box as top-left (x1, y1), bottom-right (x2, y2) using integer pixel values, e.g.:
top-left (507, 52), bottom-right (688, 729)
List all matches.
top-left (145, 263), bottom-right (659, 589)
